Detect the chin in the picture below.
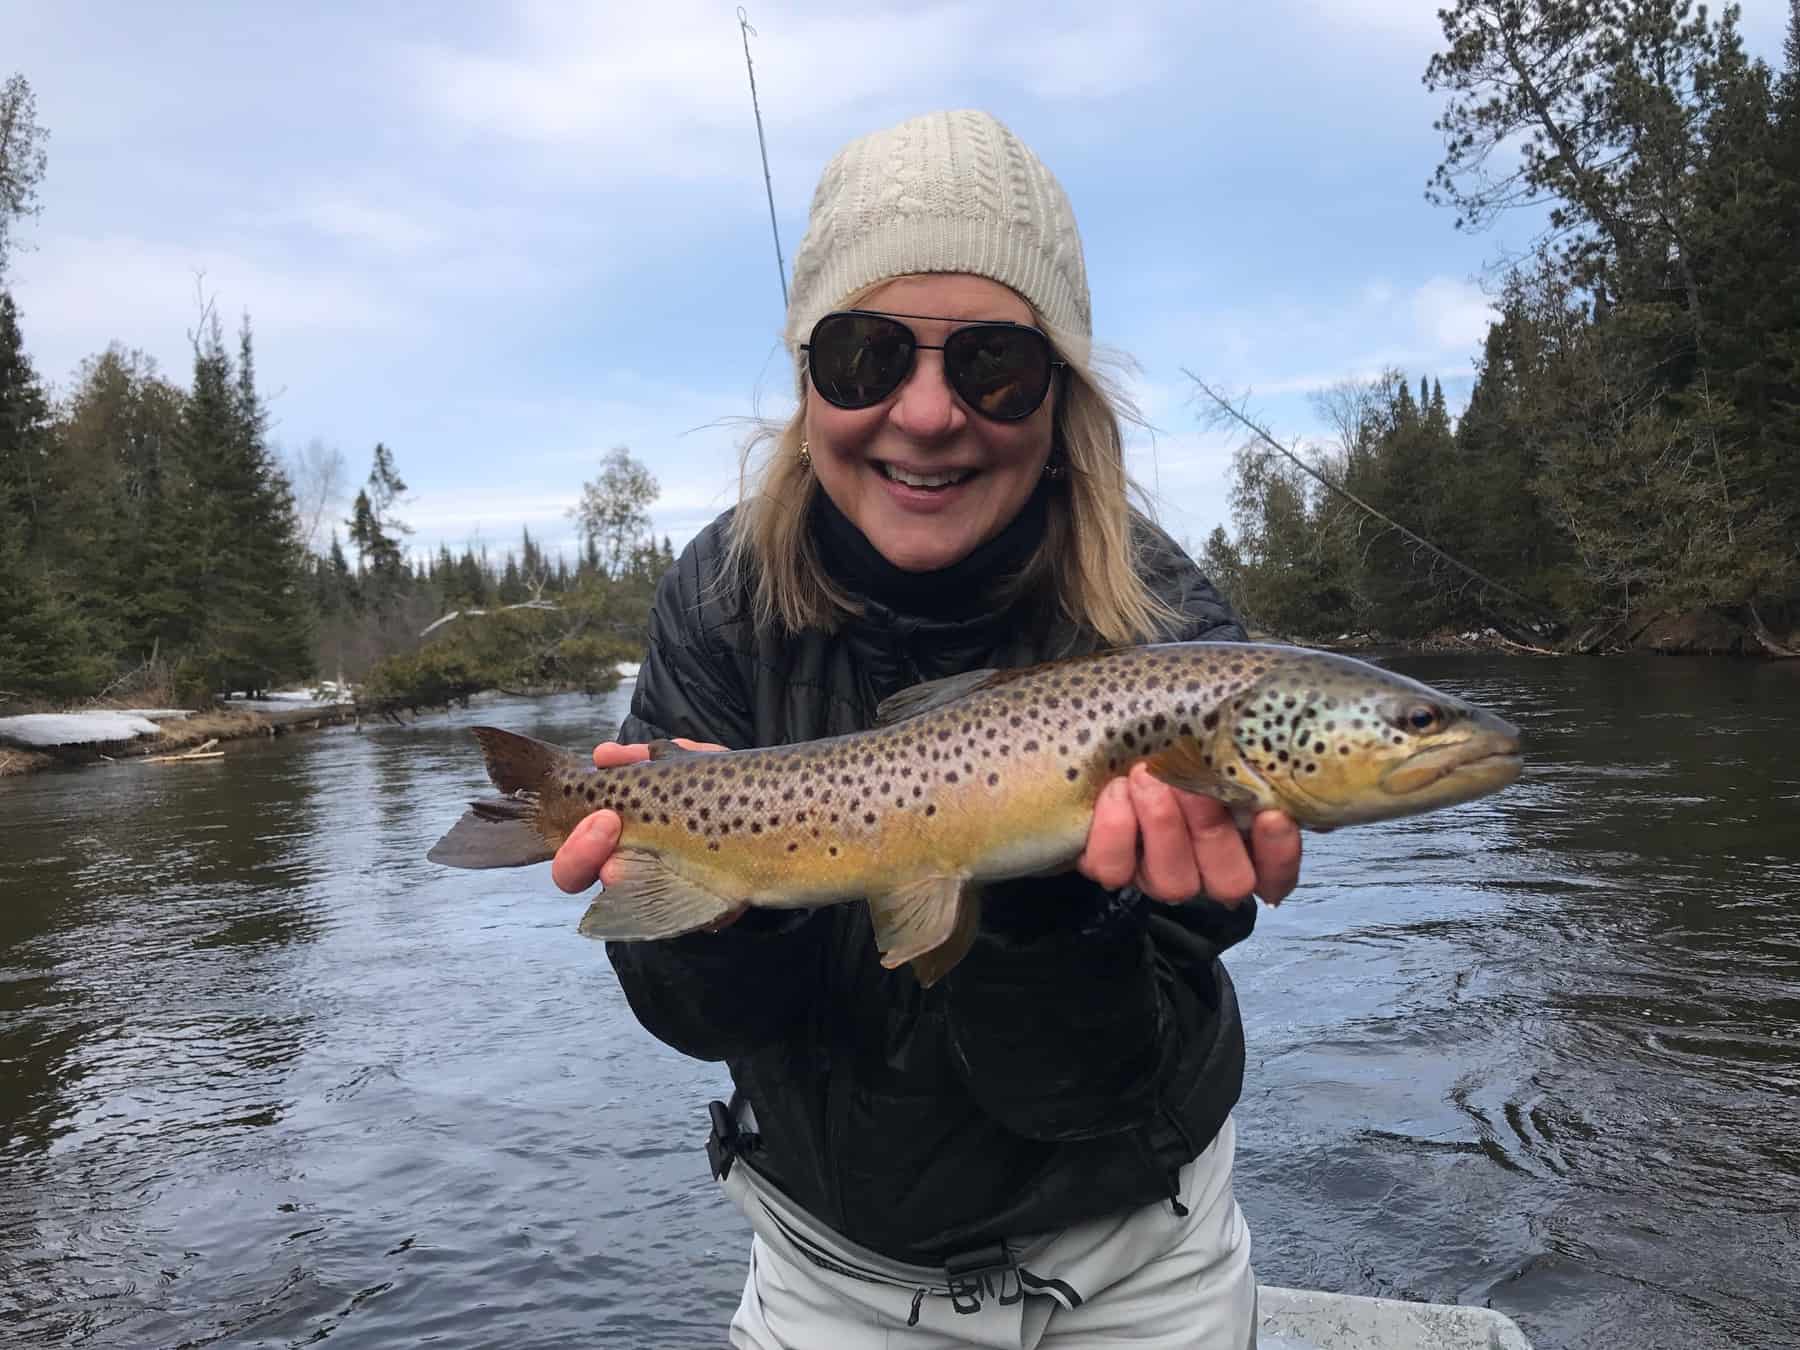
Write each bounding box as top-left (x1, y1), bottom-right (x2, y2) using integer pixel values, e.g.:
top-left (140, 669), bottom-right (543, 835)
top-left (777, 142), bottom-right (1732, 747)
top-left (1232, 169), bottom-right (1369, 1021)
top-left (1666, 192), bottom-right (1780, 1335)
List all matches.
top-left (875, 536), bottom-right (967, 573)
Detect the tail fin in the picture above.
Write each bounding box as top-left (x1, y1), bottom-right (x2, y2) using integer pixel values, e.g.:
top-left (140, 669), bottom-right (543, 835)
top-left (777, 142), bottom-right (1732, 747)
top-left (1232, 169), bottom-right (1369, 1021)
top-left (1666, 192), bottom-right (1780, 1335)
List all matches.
top-left (427, 726), bottom-right (577, 870)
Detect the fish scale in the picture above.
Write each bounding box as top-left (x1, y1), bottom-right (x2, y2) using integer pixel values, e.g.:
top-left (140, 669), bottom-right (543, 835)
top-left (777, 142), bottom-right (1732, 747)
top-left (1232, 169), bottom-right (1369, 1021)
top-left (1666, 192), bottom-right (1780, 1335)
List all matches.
top-left (429, 643), bottom-right (1522, 985)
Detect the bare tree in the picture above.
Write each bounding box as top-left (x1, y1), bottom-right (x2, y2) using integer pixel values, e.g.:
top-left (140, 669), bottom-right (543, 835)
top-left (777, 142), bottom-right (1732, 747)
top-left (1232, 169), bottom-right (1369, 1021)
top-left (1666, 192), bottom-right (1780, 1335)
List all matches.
top-left (284, 437), bottom-right (347, 557)
top-left (0, 73), bottom-right (49, 276)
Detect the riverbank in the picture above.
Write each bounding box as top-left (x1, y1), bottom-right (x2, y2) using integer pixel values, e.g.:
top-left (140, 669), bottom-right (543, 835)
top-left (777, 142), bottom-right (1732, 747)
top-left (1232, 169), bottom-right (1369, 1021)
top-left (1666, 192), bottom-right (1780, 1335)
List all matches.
top-left (1259, 605), bottom-right (1798, 659)
top-left (0, 700), bottom-right (357, 777)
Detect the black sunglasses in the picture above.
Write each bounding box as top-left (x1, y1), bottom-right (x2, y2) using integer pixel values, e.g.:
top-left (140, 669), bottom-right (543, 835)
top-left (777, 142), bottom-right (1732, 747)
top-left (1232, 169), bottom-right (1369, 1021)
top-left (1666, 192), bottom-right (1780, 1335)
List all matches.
top-left (802, 310), bottom-right (1066, 422)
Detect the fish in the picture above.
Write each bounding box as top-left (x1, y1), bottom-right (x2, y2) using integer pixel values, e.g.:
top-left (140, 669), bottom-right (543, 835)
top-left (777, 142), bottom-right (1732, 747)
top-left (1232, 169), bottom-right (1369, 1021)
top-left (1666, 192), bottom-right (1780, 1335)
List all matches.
top-left (427, 642), bottom-right (1522, 986)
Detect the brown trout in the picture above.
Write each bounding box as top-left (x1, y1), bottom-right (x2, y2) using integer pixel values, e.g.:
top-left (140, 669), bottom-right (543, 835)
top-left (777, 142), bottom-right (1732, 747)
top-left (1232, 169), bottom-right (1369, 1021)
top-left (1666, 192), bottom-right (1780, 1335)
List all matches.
top-left (427, 642), bottom-right (1521, 985)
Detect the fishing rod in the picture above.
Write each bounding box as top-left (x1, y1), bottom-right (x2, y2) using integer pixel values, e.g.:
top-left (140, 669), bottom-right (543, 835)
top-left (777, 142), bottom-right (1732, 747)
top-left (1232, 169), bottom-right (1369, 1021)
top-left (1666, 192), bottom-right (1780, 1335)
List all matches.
top-left (737, 7), bottom-right (788, 309)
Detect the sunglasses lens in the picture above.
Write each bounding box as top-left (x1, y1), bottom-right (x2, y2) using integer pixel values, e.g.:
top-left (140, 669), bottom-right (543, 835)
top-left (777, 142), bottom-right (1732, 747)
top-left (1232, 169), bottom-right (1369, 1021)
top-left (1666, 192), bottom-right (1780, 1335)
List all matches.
top-left (808, 313), bottom-right (916, 409)
top-left (944, 325), bottom-right (1055, 421)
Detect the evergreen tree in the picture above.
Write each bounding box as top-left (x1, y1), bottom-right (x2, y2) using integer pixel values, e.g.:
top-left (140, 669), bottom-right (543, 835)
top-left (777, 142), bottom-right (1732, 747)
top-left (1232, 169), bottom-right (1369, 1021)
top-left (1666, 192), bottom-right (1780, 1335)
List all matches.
top-left (169, 310), bottom-right (314, 697)
top-left (0, 287), bottom-right (103, 698)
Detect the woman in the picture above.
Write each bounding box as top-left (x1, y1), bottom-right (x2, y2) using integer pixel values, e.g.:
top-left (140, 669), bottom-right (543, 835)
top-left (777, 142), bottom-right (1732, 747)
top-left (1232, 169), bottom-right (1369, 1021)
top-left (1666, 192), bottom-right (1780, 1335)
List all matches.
top-left (552, 110), bottom-right (1301, 1349)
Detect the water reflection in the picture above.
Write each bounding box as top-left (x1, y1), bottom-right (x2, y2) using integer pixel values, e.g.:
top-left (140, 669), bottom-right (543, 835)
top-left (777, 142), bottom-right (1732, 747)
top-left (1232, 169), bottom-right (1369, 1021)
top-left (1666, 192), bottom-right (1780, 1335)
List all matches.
top-left (2, 662), bottom-right (1797, 1349)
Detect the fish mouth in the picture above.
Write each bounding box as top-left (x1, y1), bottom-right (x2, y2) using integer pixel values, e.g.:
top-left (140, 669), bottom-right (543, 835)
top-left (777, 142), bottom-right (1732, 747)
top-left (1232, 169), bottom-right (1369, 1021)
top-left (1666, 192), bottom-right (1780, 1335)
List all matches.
top-left (1381, 735), bottom-right (1522, 800)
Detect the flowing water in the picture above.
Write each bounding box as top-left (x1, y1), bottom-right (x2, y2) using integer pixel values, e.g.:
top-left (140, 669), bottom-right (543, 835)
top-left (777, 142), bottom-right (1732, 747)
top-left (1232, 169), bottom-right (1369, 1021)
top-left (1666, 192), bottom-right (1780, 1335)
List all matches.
top-left (2, 655), bottom-right (1797, 1349)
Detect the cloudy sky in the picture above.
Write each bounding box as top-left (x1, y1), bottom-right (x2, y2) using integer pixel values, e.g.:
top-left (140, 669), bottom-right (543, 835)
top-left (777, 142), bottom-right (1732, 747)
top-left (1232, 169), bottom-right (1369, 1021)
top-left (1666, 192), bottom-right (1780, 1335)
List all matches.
top-left (9, 2), bottom-right (1787, 564)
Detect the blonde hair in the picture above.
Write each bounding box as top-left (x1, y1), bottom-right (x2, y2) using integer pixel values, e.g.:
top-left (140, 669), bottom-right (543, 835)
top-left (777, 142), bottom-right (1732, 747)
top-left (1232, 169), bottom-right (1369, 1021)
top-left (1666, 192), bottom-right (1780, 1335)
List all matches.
top-left (723, 286), bottom-right (1180, 646)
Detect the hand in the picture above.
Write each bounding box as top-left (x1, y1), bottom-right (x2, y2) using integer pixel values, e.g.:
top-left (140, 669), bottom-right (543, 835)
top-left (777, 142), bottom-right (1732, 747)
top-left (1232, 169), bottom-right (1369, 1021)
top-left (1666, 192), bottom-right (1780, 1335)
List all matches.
top-left (1076, 762), bottom-right (1302, 907)
top-left (550, 738), bottom-right (726, 895)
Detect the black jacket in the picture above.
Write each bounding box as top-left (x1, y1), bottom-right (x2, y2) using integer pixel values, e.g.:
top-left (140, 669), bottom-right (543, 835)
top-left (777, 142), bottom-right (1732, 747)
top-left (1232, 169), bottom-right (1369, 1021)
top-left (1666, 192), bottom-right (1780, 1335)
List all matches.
top-left (606, 503), bottom-right (1256, 1267)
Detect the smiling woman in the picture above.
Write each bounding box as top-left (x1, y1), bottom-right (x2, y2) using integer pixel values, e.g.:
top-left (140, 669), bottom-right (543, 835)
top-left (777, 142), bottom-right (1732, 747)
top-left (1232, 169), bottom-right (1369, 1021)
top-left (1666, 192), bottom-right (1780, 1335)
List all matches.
top-left (543, 108), bottom-right (1301, 1349)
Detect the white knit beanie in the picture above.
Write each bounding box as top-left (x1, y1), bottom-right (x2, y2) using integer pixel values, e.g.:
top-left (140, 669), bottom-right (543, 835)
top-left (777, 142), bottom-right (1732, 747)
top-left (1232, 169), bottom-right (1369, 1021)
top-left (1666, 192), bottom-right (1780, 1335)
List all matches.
top-left (784, 110), bottom-right (1092, 371)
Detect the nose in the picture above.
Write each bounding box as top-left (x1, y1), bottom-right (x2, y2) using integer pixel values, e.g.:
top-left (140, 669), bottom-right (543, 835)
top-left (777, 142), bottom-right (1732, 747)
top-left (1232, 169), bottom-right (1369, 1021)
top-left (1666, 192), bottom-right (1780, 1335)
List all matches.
top-left (887, 350), bottom-right (965, 440)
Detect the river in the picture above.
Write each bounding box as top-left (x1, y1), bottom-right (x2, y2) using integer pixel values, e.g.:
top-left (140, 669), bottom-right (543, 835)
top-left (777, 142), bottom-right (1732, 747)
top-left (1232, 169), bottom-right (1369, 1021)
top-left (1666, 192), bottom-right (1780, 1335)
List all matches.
top-left (2, 654), bottom-right (1796, 1349)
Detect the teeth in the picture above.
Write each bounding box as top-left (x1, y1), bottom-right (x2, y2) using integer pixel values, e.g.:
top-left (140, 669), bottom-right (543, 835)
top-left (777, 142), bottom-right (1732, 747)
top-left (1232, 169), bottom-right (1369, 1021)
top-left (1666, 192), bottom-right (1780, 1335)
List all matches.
top-left (880, 463), bottom-right (972, 488)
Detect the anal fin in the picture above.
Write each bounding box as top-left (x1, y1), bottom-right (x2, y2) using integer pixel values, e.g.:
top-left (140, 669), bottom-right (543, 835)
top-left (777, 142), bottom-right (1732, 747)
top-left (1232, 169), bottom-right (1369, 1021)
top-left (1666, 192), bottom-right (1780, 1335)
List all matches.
top-left (868, 875), bottom-right (981, 988)
top-left (577, 848), bottom-right (739, 940)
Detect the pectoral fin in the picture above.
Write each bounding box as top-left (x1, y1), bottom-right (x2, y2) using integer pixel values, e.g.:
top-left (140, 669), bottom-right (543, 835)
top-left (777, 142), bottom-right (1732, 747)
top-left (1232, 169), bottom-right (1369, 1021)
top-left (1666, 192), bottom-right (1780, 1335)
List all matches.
top-left (867, 875), bottom-right (982, 987)
top-left (577, 848), bottom-right (740, 940)
top-left (1142, 741), bottom-right (1254, 803)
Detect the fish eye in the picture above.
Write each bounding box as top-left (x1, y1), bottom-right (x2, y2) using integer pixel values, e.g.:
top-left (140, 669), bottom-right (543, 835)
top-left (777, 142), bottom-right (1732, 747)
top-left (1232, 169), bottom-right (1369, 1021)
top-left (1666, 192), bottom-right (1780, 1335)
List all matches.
top-left (1404, 703), bottom-right (1441, 731)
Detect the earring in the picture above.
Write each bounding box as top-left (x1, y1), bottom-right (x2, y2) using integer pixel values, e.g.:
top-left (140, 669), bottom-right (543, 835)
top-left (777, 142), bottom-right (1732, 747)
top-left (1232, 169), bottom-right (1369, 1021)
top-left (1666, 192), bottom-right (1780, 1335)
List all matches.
top-left (798, 439), bottom-right (812, 469)
top-left (1042, 458), bottom-right (1064, 480)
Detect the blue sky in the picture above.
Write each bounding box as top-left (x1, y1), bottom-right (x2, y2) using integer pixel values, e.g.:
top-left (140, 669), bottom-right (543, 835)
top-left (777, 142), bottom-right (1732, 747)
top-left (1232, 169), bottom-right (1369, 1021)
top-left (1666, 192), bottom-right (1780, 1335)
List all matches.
top-left (9, 1), bottom-right (1789, 564)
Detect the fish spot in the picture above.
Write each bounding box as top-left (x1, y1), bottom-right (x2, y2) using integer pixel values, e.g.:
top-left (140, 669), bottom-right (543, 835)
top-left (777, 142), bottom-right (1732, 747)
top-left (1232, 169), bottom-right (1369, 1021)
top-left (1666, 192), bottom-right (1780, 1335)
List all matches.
top-left (829, 846), bottom-right (839, 857)
top-left (787, 842), bottom-right (798, 853)
top-left (1315, 742), bottom-right (1327, 754)
top-left (987, 772), bottom-right (999, 786)
top-left (1023, 739), bottom-right (1040, 753)
top-left (925, 804), bottom-right (937, 817)
top-left (862, 811), bottom-right (876, 825)
top-left (1065, 767), bottom-right (1079, 782)
top-left (563, 784), bottom-right (574, 797)
top-left (1076, 729), bottom-right (1091, 745)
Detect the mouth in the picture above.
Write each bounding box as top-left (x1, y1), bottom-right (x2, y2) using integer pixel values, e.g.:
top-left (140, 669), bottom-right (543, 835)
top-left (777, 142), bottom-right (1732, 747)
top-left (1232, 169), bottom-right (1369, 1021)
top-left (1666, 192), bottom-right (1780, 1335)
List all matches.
top-left (876, 461), bottom-right (978, 491)
top-left (1382, 738), bottom-right (1523, 799)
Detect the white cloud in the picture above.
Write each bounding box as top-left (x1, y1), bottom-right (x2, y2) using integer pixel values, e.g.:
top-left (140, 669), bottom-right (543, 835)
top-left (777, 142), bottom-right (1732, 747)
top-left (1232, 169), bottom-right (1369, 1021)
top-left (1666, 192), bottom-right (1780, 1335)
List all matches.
top-left (402, 0), bottom-right (1175, 175)
top-left (10, 232), bottom-right (411, 390)
top-left (298, 195), bottom-right (443, 254)
top-left (1411, 275), bottom-right (1497, 351)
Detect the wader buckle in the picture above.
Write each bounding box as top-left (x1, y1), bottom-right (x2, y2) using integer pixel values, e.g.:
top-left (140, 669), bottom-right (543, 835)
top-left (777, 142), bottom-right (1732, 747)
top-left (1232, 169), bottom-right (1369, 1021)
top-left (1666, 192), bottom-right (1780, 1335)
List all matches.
top-left (705, 1095), bottom-right (760, 1181)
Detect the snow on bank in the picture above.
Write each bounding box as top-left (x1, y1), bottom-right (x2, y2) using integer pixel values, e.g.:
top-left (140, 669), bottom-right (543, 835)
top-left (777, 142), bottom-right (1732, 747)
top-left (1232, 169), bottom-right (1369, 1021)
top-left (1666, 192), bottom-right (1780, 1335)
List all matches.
top-left (0, 712), bottom-right (169, 748)
top-left (223, 683), bottom-right (354, 714)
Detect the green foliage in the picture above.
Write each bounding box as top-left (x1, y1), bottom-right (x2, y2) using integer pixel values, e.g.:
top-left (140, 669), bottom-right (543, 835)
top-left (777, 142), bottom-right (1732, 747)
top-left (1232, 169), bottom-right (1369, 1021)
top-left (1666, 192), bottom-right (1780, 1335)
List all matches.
top-left (359, 644), bottom-right (483, 716)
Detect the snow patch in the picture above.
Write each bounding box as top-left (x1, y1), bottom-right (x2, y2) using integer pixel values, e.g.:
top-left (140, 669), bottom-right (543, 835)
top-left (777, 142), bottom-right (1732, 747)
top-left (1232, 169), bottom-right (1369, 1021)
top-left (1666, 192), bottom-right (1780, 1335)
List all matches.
top-left (0, 712), bottom-right (168, 748)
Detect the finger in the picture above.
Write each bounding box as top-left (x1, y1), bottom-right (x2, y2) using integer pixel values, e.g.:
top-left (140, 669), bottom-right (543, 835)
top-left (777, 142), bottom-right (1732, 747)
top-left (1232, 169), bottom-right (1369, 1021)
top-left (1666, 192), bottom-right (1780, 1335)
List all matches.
top-left (551, 808), bottom-right (621, 893)
top-left (1076, 779), bottom-right (1139, 891)
top-left (592, 741), bottom-right (650, 769)
top-left (591, 737), bottom-right (725, 769)
top-left (1249, 810), bottom-right (1302, 905)
top-left (1128, 766), bottom-right (1201, 902)
top-left (1174, 792), bottom-right (1257, 907)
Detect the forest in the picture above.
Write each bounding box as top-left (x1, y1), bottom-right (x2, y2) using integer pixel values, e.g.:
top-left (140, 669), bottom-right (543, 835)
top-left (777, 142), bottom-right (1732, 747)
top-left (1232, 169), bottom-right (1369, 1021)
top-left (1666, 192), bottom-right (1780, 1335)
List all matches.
top-left (4, 1), bottom-right (1798, 719)
top-left (1202, 1), bottom-right (1800, 653)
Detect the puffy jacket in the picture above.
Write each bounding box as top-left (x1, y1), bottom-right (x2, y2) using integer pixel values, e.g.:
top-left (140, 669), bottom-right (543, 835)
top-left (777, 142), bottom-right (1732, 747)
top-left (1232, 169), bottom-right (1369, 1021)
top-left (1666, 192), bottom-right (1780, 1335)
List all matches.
top-left (606, 501), bottom-right (1257, 1267)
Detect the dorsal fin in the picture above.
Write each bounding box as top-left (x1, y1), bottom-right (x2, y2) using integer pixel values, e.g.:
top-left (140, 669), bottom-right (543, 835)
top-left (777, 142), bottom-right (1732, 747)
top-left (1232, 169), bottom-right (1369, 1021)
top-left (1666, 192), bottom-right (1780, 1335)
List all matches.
top-left (873, 669), bottom-right (1005, 726)
top-left (646, 738), bottom-right (705, 760)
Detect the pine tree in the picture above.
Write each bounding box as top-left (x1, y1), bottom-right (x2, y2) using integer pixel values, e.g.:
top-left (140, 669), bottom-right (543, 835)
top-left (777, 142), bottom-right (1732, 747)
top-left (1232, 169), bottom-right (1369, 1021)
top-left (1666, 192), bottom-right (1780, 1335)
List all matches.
top-left (0, 287), bottom-right (104, 698)
top-left (169, 310), bottom-right (314, 698)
